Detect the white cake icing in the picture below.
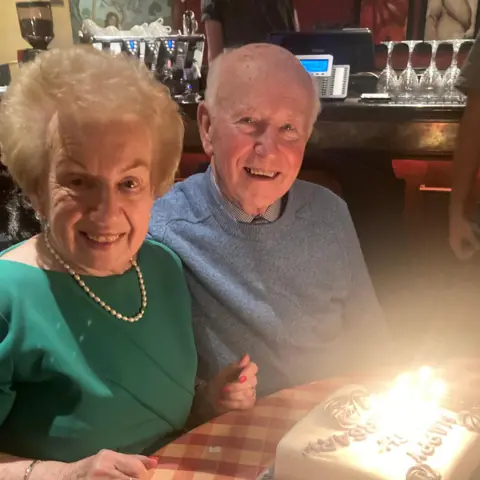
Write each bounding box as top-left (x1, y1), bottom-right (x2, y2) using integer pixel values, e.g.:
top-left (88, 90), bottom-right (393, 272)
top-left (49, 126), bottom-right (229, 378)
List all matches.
top-left (275, 384), bottom-right (480, 480)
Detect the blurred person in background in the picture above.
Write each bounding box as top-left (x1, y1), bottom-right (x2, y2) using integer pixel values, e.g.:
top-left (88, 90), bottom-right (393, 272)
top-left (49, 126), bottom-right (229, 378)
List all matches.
top-left (449, 31), bottom-right (480, 260)
top-left (201, 0), bottom-right (299, 63)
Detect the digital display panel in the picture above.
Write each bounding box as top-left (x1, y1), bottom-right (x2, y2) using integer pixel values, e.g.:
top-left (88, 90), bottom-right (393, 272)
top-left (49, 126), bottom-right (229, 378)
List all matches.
top-left (299, 58), bottom-right (330, 74)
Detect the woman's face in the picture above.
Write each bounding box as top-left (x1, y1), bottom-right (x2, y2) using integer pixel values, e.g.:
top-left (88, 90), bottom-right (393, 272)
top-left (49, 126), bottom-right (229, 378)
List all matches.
top-left (106, 14), bottom-right (118, 26)
top-left (38, 114), bottom-right (155, 276)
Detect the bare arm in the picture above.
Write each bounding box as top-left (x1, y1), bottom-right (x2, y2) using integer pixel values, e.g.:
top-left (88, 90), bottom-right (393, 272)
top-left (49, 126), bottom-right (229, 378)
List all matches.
top-left (450, 92), bottom-right (480, 218)
top-left (293, 7), bottom-right (300, 31)
top-left (449, 29), bottom-right (480, 258)
top-left (0, 455), bottom-right (66, 480)
top-left (204, 19), bottom-right (224, 64)
top-left (0, 450), bottom-right (156, 479)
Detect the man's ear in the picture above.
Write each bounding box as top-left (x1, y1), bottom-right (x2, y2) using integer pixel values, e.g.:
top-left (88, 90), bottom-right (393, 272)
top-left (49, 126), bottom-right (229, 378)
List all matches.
top-left (197, 101), bottom-right (214, 157)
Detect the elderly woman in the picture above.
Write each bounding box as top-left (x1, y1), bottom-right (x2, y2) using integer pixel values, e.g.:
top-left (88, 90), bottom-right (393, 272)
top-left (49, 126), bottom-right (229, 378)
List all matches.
top-left (0, 46), bottom-right (257, 479)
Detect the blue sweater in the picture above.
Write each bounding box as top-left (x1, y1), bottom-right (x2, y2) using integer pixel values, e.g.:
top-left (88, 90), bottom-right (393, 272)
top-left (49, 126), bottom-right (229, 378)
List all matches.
top-left (149, 172), bottom-right (391, 395)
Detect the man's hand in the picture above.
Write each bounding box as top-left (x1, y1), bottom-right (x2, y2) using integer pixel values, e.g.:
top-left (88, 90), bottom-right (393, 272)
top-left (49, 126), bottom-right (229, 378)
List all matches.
top-left (449, 212), bottom-right (480, 260)
top-left (209, 354), bottom-right (258, 412)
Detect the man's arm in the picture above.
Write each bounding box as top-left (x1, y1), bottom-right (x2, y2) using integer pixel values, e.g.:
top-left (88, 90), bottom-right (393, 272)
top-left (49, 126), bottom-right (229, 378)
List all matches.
top-left (205, 20), bottom-right (224, 64)
top-left (287, 0), bottom-right (299, 31)
top-left (449, 33), bottom-right (480, 259)
top-left (293, 7), bottom-right (300, 31)
top-left (201, 0), bottom-right (224, 64)
top-left (335, 199), bottom-right (397, 369)
top-left (171, 0), bottom-right (184, 32)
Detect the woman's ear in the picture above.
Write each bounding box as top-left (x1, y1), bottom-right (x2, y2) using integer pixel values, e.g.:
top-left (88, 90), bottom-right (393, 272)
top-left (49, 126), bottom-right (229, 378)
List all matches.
top-left (197, 101), bottom-right (214, 158)
top-left (28, 185), bottom-right (47, 223)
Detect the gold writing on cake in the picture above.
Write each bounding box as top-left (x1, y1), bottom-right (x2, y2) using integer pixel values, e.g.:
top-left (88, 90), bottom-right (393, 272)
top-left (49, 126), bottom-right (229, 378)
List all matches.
top-left (274, 367), bottom-right (480, 479)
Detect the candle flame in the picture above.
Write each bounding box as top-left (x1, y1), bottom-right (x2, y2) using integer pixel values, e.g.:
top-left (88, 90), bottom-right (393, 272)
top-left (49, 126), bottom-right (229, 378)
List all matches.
top-left (363, 367), bottom-right (446, 438)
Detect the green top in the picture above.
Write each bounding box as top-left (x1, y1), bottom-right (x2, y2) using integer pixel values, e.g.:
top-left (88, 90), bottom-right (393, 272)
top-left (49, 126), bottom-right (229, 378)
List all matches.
top-left (0, 239), bottom-right (197, 462)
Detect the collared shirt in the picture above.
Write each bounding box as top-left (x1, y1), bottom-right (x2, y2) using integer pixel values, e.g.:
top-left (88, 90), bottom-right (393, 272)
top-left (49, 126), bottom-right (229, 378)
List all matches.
top-left (210, 169), bottom-right (282, 224)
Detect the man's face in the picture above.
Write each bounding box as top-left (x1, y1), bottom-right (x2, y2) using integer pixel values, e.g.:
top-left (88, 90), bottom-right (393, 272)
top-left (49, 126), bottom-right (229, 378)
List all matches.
top-left (200, 73), bottom-right (315, 216)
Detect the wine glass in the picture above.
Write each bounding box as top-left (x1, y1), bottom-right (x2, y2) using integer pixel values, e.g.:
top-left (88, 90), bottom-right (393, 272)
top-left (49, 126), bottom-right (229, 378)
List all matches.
top-left (16, 1), bottom-right (54, 51)
top-left (443, 40), bottom-right (465, 104)
top-left (398, 41), bottom-right (419, 103)
top-left (377, 41), bottom-right (400, 97)
top-left (418, 41), bottom-right (444, 103)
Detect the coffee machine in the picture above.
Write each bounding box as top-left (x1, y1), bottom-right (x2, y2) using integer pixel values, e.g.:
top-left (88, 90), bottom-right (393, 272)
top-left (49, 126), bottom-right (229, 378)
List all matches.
top-left (16, 1), bottom-right (55, 63)
top-left (80, 13), bottom-right (205, 103)
top-left (153, 34), bottom-right (204, 102)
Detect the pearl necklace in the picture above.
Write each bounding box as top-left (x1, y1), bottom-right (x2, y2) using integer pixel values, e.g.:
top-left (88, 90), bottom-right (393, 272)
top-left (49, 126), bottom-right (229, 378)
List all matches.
top-left (43, 233), bottom-right (147, 323)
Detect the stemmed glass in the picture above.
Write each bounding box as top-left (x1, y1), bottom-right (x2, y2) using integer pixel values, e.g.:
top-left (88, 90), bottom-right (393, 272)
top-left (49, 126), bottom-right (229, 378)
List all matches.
top-left (443, 39), bottom-right (465, 104)
top-left (418, 41), bottom-right (444, 103)
top-left (398, 41), bottom-right (419, 103)
top-left (377, 41), bottom-right (400, 97)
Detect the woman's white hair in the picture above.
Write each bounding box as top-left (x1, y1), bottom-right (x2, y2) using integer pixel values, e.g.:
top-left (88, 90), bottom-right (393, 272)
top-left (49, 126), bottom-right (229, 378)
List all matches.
top-left (0, 45), bottom-right (184, 197)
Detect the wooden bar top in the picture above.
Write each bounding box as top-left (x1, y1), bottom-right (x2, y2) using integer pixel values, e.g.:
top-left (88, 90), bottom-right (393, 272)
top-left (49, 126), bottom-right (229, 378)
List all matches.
top-left (180, 100), bottom-right (464, 160)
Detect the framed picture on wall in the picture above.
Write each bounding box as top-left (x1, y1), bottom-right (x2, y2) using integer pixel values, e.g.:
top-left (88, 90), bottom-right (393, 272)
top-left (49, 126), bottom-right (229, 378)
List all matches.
top-left (68, 0), bottom-right (172, 41)
top-left (415, 0), bottom-right (480, 41)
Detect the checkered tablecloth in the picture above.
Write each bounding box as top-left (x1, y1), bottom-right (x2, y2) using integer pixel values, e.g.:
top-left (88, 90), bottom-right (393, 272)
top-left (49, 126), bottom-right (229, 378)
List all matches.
top-left (152, 374), bottom-right (385, 479)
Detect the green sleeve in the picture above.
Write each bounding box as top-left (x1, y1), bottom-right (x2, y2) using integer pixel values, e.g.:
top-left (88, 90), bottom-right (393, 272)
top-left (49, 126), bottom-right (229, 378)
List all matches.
top-left (0, 307), bottom-right (15, 425)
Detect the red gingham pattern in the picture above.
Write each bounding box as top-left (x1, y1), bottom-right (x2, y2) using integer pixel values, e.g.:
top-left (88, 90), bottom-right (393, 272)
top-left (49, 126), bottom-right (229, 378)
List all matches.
top-left (152, 374), bottom-right (387, 479)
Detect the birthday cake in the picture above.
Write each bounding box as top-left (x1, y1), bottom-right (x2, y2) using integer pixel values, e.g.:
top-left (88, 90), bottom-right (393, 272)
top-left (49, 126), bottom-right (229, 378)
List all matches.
top-left (275, 369), bottom-right (480, 480)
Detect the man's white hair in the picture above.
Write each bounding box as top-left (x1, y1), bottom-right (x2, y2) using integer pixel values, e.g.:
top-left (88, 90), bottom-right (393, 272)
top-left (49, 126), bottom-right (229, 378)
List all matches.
top-left (204, 49), bottom-right (321, 128)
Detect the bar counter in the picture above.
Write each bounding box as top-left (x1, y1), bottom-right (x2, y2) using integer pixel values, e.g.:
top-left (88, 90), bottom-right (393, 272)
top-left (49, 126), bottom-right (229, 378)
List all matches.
top-left (0, 91), bottom-right (465, 160)
top-left (181, 100), bottom-right (465, 161)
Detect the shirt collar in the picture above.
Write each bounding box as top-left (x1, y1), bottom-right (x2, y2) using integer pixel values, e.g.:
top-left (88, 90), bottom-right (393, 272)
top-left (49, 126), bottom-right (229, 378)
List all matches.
top-left (209, 168), bottom-right (282, 224)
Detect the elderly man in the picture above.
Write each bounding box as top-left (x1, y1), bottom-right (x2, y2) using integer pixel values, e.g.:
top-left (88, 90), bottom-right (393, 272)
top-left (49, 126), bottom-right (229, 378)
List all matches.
top-left (149, 44), bottom-right (391, 396)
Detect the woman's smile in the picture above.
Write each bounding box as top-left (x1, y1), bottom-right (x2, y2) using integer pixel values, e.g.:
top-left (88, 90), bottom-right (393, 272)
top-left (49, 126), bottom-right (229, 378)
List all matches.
top-left (79, 231), bottom-right (126, 250)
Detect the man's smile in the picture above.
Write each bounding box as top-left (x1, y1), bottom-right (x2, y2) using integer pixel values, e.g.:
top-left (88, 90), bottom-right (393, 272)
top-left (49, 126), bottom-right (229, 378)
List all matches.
top-left (244, 167), bottom-right (280, 179)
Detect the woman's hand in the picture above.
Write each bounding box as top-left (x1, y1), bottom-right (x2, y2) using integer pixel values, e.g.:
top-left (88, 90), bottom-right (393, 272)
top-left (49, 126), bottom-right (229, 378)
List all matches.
top-left (60, 449), bottom-right (158, 479)
top-left (210, 354), bottom-right (258, 412)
